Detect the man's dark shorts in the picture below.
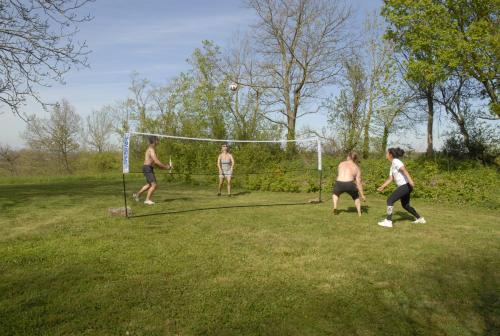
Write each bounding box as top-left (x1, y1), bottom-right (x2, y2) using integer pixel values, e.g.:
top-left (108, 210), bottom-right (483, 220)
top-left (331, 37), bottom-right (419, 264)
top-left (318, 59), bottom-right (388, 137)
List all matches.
top-left (333, 181), bottom-right (359, 200)
top-left (142, 165), bottom-right (156, 184)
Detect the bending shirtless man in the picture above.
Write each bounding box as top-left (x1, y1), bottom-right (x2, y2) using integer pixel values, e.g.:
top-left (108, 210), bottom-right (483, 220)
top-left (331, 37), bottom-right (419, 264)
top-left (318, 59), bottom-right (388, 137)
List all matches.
top-left (332, 152), bottom-right (366, 216)
top-left (133, 136), bottom-right (171, 205)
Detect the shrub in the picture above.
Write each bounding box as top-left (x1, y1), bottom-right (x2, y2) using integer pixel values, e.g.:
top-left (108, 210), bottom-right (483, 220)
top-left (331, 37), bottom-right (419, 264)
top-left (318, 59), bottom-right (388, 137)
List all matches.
top-left (89, 152), bottom-right (120, 172)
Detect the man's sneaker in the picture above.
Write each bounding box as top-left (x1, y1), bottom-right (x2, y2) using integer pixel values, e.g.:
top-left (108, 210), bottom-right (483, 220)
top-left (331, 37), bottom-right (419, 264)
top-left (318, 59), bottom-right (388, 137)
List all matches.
top-left (412, 217), bottom-right (426, 224)
top-left (144, 200), bottom-right (155, 205)
top-left (378, 219), bottom-right (393, 228)
top-left (132, 193), bottom-right (140, 202)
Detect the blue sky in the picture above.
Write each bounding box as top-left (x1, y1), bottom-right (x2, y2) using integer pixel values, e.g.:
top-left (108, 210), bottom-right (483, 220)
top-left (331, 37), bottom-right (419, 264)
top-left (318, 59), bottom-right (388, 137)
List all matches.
top-left (2, 0), bottom-right (440, 149)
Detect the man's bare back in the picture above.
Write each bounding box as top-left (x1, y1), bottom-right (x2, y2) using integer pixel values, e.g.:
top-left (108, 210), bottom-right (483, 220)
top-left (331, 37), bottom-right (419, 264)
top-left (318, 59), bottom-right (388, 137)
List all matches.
top-left (332, 152), bottom-right (366, 216)
top-left (337, 160), bottom-right (359, 182)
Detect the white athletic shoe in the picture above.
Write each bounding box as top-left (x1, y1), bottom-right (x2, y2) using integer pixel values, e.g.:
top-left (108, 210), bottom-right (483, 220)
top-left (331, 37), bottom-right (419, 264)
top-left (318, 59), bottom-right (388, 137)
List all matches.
top-left (378, 219), bottom-right (393, 228)
top-left (412, 217), bottom-right (426, 224)
top-left (144, 200), bottom-right (155, 205)
top-left (132, 193), bottom-right (140, 202)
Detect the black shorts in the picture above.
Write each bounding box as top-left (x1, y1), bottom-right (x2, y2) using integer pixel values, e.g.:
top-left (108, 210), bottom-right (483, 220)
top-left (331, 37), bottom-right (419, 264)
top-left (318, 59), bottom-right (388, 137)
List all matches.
top-left (142, 165), bottom-right (156, 184)
top-left (333, 181), bottom-right (359, 200)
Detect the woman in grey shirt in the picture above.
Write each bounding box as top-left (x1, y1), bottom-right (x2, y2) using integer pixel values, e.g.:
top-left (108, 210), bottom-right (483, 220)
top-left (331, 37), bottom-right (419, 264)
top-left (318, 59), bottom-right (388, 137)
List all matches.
top-left (217, 144), bottom-right (235, 196)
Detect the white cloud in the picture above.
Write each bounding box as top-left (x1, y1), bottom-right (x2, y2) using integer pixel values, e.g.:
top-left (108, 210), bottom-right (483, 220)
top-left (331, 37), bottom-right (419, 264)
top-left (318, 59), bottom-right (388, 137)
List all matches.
top-left (89, 12), bottom-right (254, 47)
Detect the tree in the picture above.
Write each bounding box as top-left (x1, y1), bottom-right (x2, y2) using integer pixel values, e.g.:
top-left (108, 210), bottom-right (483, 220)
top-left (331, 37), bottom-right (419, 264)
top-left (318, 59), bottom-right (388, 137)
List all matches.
top-left (223, 36), bottom-right (271, 139)
top-left (383, 0), bottom-right (500, 159)
top-left (430, 0), bottom-right (499, 117)
top-left (0, 0), bottom-right (93, 117)
top-left (327, 56), bottom-right (367, 153)
top-left (382, 0), bottom-right (451, 156)
top-left (375, 100), bottom-right (409, 155)
top-left (110, 100), bottom-right (133, 137)
top-left (247, 0), bottom-right (352, 143)
top-left (360, 13), bottom-right (396, 158)
top-left (443, 119), bottom-right (500, 162)
top-left (0, 144), bottom-right (20, 175)
top-left (188, 41), bottom-right (230, 139)
top-left (23, 99), bottom-right (81, 172)
top-left (373, 56), bottom-right (414, 155)
top-left (86, 107), bottom-right (114, 152)
top-left (128, 72), bottom-right (152, 132)
top-left (148, 83), bottom-right (175, 133)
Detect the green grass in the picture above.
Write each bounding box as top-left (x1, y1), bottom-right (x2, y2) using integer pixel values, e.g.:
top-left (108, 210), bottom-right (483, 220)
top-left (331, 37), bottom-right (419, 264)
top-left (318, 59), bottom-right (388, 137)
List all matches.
top-left (0, 176), bottom-right (499, 335)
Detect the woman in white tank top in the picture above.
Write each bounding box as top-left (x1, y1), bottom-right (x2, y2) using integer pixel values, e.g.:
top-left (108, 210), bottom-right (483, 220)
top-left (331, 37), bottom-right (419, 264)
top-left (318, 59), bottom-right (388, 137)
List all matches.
top-left (377, 147), bottom-right (426, 228)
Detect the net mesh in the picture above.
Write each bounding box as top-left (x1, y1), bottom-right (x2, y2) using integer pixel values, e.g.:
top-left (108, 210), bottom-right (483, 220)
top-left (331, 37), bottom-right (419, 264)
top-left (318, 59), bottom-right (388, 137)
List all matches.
top-left (122, 132), bottom-right (322, 217)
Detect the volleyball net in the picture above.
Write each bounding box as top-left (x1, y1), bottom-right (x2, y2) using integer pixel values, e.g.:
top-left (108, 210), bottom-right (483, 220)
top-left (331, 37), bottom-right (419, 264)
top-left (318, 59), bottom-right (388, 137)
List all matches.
top-left (121, 132), bottom-right (323, 217)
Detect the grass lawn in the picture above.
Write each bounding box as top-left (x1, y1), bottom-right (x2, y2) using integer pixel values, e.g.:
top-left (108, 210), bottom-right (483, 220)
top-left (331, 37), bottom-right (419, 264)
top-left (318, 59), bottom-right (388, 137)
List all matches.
top-left (0, 176), bottom-right (498, 335)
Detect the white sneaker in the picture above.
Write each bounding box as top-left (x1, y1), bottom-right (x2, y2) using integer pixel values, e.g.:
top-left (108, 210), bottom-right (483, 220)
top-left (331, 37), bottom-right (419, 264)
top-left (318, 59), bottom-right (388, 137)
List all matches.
top-left (144, 200), bottom-right (155, 205)
top-left (378, 219), bottom-right (393, 228)
top-left (132, 193), bottom-right (140, 202)
top-left (412, 217), bottom-right (426, 224)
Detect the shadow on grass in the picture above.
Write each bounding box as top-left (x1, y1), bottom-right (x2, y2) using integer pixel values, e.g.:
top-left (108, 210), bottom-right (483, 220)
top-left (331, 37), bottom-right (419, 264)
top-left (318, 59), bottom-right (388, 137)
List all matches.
top-left (1, 252), bottom-right (497, 335)
top-left (0, 178), bottom-right (123, 214)
top-left (392, 211), bottom-right (416, 223)
top-left (231, 191), bottom-right (252, 196)
top-left (335, 205), bottom-right (370, 215)
top-left (156, 197), bottom-right (193, 203)
top-left (0, 179), bottom-right (122, 200)
top-left (129, 202), bottom-right (316, 218)
top-left (384, 257), bottom-right (498, 335)
top-left (298, 256), bottom-right (499, 335)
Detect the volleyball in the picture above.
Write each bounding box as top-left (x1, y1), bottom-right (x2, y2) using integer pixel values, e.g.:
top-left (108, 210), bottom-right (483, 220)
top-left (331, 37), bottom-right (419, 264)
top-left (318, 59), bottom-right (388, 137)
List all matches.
top-left (229, 83), bottom-right (238, 91)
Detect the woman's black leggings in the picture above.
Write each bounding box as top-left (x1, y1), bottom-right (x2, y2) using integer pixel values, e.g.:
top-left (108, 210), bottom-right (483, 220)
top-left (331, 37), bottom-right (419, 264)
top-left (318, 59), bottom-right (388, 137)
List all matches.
top-left (386, 184), bottom-right (421, 220)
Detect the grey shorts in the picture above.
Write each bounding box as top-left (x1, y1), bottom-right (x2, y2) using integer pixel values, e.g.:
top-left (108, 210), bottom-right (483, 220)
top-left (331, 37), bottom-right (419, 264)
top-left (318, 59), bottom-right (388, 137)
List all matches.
top-left (142, 165), bottom-right (156, 184)
top-left (219, 170), bottom-right (232, 178)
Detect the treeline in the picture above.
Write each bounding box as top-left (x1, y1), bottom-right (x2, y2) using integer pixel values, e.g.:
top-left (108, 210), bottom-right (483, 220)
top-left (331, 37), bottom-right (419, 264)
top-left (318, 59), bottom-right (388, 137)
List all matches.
top-left (1, 0), bottom-right (499, 176)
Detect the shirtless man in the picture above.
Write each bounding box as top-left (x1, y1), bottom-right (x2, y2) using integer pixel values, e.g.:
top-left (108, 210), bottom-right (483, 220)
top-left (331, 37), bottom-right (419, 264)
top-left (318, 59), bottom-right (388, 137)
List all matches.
top-left (133, 136), bottom-right (171, 205)
top-left (332, 152), bottom-right (366, 216)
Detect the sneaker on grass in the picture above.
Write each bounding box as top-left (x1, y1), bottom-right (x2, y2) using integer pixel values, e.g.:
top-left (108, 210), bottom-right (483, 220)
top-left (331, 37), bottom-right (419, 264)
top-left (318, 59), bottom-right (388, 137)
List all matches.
top-left (377, 219), bottom-right (393, 228)
top-left (412, 217), bottom-right (426, 224)
top-left (133, 193), bottom-right (140, 202)
top-left (144, 200), bottom-right (155, 205)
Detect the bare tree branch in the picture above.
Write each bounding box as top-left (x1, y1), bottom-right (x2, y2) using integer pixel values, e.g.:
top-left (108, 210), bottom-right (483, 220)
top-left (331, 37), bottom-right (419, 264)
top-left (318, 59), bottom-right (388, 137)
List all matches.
top-left (246, 0), bottom-right (353, 140)
top-left (0, 0), bottom-right (94, 118)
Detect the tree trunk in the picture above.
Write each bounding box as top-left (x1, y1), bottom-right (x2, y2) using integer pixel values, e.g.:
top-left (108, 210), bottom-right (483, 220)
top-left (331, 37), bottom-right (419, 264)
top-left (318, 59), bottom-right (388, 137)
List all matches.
top-left (62, 150), bottom-right (71, 173)
top-left (362, 91), bottom-right (374, 158)
top-left (455, 117), bottom-right (472, 154)
top-left (347, 127), bottom-right (356, 153)
top-left (381, 126), bottom-right (389, 155)
top-left (425, 87), bottom-right (434, 156)
top-left (286, 115), bottom-right (296, 153)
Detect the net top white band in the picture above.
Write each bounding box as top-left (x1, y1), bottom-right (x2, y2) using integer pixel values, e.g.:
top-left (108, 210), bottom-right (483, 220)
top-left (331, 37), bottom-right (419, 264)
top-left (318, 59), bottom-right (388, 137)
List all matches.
top-left (130, 131), bottom-right (319, 144)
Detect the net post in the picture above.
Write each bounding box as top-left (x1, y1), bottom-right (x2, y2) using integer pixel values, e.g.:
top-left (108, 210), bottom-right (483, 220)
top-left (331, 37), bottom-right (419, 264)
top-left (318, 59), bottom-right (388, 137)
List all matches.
top-left (122, 133), bottom-right (131, 218)
top-left (122, 173), bottom-right (129, 218)
top-left (317, 136), bottom-right (323, 203)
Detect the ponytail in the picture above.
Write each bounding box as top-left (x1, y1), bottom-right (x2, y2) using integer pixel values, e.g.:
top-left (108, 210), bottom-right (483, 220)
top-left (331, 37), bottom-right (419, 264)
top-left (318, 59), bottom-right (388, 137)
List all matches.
top-left (348, 151), bottom-right (359, 163)
top-left (388, 147), bottom-right (405, 158)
